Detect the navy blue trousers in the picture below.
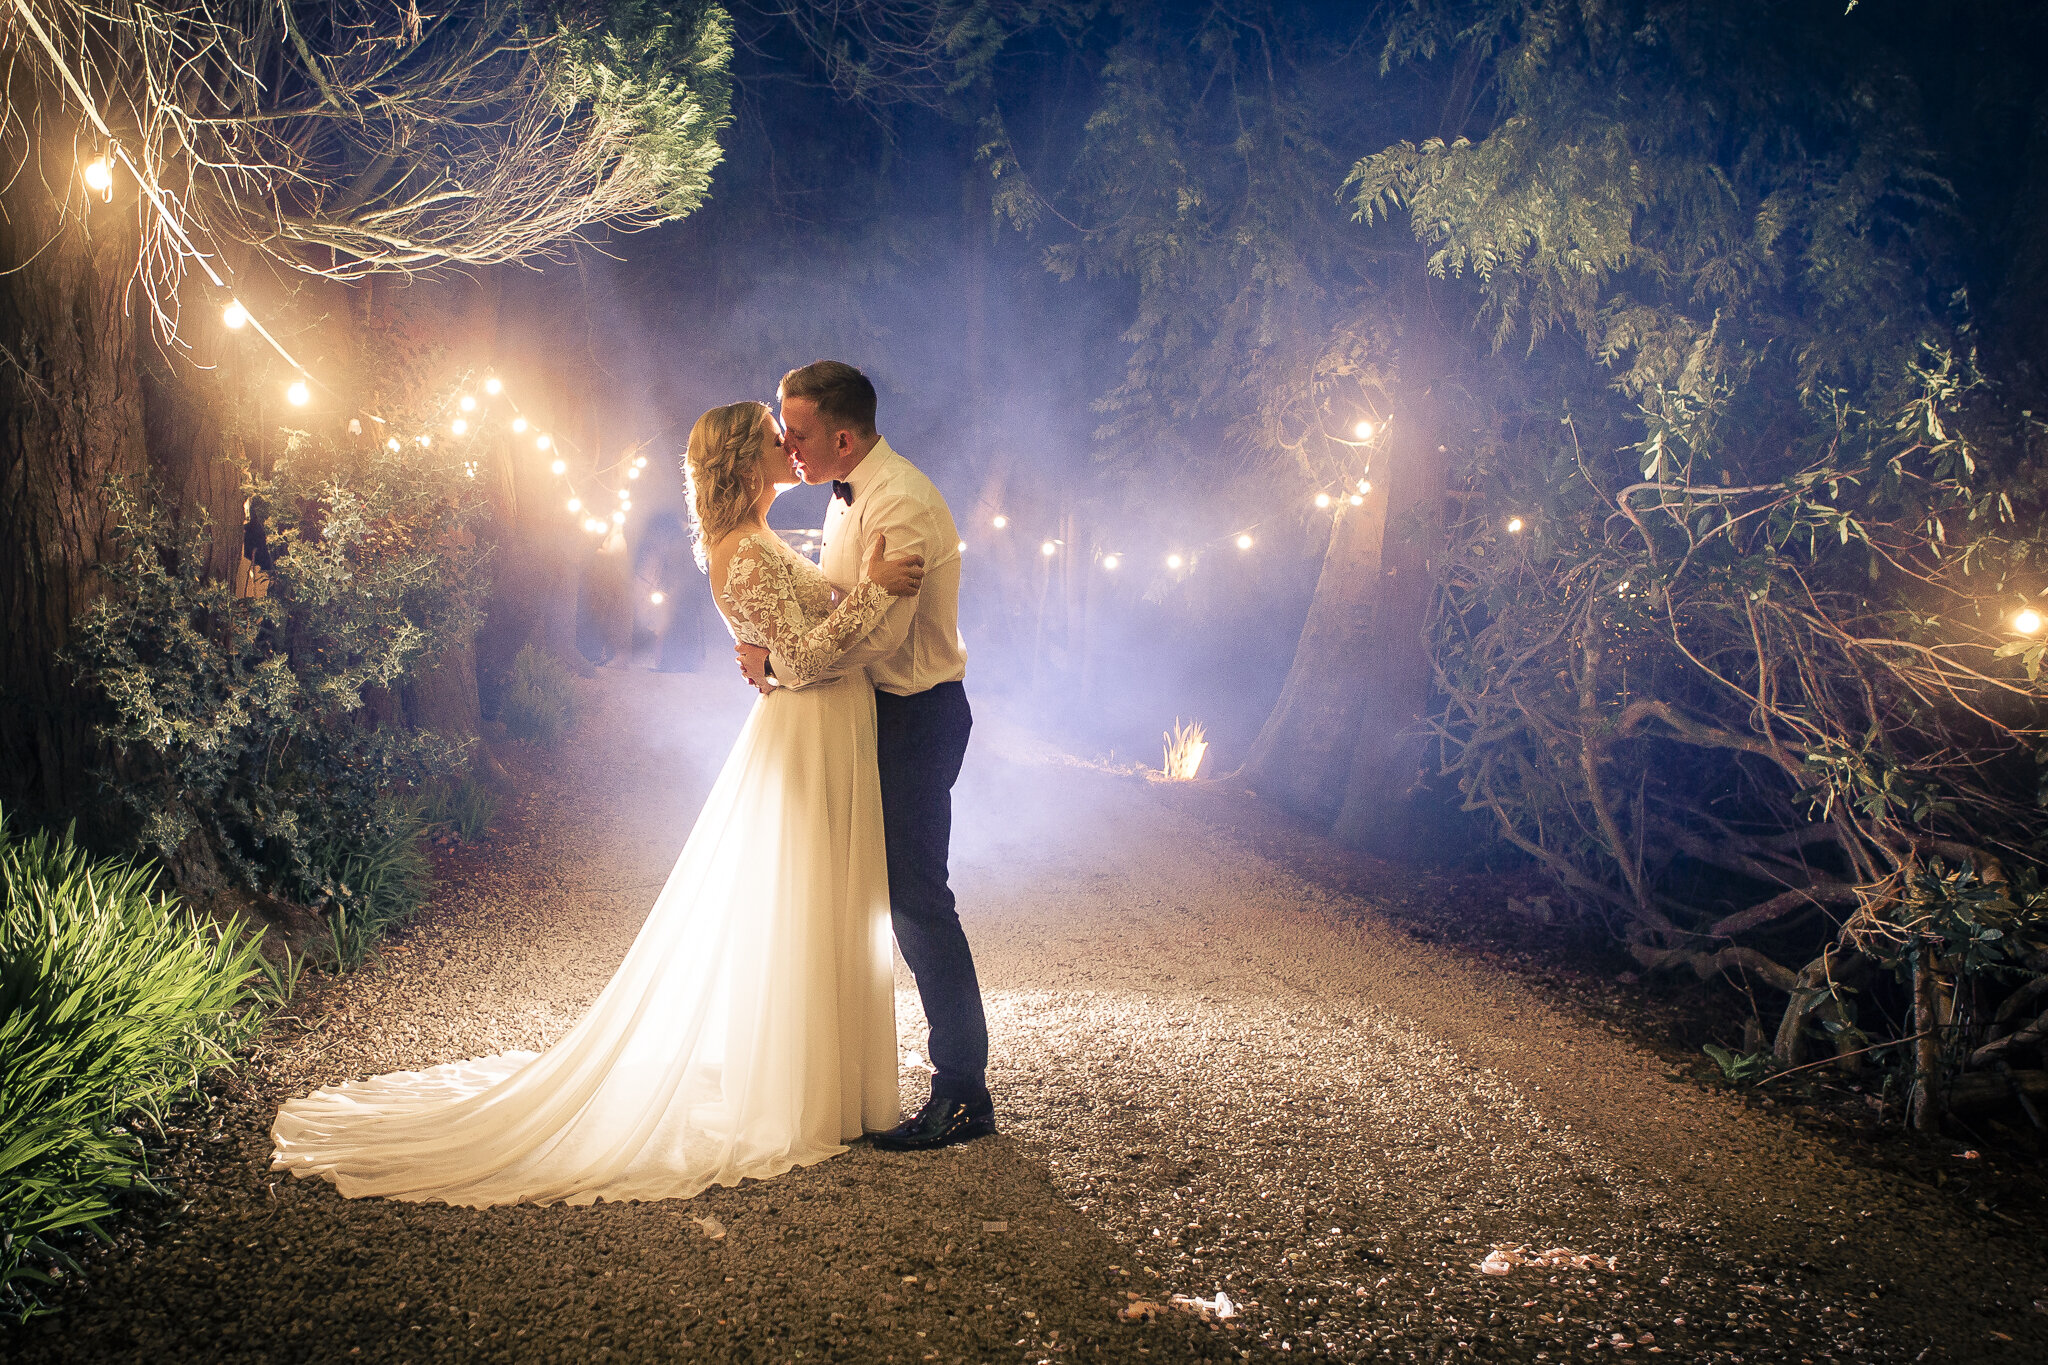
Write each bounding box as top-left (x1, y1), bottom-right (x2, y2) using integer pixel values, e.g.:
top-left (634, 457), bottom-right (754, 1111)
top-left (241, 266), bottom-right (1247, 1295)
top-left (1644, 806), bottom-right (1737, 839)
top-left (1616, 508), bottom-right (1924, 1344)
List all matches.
top-left (873, 682), bottom-right (988, 1105)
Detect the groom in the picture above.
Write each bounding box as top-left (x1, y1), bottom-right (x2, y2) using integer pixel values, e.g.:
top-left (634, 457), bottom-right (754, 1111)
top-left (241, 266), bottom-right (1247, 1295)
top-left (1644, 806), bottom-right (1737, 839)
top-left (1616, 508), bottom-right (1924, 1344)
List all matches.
top-left (735, 360), bottom-right (995, 1152)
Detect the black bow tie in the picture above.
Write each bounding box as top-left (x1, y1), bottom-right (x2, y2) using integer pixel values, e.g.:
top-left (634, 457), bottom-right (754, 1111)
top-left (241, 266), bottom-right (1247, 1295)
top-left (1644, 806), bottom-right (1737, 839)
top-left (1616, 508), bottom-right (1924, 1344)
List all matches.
top-left (831, 480), bottom-right (855, 505)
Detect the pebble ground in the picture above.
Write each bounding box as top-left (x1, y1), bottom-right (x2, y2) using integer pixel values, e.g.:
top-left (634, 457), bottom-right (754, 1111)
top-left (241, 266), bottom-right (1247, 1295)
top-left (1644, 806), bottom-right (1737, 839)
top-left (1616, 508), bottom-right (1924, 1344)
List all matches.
top-left (8, 666), bottom-right (2048, 1363)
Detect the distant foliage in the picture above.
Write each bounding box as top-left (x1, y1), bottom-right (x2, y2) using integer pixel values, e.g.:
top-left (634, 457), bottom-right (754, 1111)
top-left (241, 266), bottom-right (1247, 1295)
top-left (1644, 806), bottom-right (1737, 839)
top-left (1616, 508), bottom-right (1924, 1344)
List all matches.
top-left (0, 812), bottom-right (273, 1321)
top-left (500, 644), bottom-right (579, 747)
top-left (68, 429), bottom-right (489, 906)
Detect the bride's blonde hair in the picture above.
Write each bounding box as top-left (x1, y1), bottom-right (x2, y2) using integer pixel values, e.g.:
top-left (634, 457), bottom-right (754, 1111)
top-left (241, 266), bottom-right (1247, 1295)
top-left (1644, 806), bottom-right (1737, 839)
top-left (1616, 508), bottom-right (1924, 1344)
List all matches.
top-left (685, 400), bottom-right (769, 570)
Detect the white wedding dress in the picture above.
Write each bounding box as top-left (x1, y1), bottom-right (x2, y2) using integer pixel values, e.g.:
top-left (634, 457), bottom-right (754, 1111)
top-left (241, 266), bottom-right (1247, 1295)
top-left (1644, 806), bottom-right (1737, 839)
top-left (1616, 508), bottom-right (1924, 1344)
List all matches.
top-left (271, 532), bottom-right (900, 1206)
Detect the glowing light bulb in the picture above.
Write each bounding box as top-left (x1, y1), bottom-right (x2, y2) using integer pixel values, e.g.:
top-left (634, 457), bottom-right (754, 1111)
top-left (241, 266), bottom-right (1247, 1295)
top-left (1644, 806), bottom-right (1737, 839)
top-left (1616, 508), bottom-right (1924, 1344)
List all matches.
top-left (1236, 534), bottom-right (1254, 551)
top-left (1349, 493), bottom-right (1364, 506)
top-left (484, 377), bottom-right (503, 396)
top-left (82, 157), bottom-right (114, 194)
top-left (611, 509), bottom-right (625, 525)
top-left (1167, 553), bottom-right (1185, 570)
top-left (1507, 516), bottom-right (1525, 533)
top-left (465, 466), bottom-right (476, 479)
top-left (634, 455), bottom-right (648, 469)
top-left (1354, 419), bottom-right (1375, 440)
top-left (286, 380), bottom-right (310, 406)
top-left (586, 517), bottom-right (606, 534)
top-left (567, 497), bottom-right (582, 513)
top-left (1041, 540), bottom-right (1057, 557)
top-left (621, 499), bottom-right (632, 512)
top-left (512, 416), bottom-right (529, 433)
top-left (385, 437), bottom-right (400, 452)
top-left (459, 394), bottom-right (477, 412)
top-left (650, 590), bottom-right (665, 605)
top-left (222, 300), bottom-right (248, 330)
top-left (1357, 478), bottom-right (1370, 493)
top-left (537, 434), bottom-right (552, 451)
top-left (1102, 554), bottom-right (1120, 571)
top-left (1314, 492), bottom-right (1332, 509)
top-left (992, 515), bottom-right (1009, 530)
top-left (2016, 609), bottom-right (2043, 635)
top-left (627, 466), bottom-right (640, 479)
top-left (418, 434), bottom-right (432, 448)
top-left (451, 417), bottom-right (468, 436)
top-left (550, 458), bottom-right (567, 476)
top-left (957, 540), bottom-right (967, 553)
top-left (617, 487), bottom-right (629, 500)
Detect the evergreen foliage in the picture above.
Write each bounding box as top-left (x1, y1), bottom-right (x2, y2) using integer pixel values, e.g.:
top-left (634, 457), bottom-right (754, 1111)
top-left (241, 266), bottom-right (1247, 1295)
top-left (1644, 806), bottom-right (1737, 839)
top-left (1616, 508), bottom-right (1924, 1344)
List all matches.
top-left (67, 428), bottom-right (489, 909)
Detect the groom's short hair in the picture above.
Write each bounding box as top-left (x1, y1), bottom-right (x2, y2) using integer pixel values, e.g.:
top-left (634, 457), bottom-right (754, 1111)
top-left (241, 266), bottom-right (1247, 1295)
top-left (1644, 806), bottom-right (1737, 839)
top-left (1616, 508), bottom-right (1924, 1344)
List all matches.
top-left (779, 361), bottom-right (878, 438)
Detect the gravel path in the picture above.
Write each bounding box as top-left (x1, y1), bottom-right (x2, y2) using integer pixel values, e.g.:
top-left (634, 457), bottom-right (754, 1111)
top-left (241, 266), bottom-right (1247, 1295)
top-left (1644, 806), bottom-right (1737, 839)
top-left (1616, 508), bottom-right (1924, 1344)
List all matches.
top-left (11, 666), bottom-right (2048, 1363)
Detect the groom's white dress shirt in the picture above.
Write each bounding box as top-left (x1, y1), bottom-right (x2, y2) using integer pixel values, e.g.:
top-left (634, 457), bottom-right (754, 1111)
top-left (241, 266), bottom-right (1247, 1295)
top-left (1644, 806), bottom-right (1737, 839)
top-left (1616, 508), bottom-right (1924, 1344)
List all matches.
top-left (768, 436), bottom-right (966, 695)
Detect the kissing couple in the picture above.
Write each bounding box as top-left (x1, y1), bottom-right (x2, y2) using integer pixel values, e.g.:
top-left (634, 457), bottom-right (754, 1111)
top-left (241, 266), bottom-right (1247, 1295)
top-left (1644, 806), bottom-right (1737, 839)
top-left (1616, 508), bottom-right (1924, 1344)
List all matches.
top-left (271, 360), bottom-right (994, 1206)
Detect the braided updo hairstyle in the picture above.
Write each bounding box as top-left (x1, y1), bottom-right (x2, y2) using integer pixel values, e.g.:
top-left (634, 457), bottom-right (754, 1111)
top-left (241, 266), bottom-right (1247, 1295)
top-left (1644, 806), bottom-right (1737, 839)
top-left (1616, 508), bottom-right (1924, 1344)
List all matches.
top-left (684, 400), bottom-right (770, 570)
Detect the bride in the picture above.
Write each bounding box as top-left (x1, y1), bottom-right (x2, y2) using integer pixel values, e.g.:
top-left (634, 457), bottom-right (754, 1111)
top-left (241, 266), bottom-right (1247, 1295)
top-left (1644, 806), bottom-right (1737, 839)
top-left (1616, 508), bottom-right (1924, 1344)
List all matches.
top-left (270, 400), bottom-right (926, 1206)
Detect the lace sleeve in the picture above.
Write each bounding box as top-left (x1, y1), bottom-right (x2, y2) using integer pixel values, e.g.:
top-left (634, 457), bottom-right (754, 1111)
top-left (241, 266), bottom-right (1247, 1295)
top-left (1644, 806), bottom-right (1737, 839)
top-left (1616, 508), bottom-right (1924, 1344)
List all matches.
top-left (721, 536), bottom-right (892, 690)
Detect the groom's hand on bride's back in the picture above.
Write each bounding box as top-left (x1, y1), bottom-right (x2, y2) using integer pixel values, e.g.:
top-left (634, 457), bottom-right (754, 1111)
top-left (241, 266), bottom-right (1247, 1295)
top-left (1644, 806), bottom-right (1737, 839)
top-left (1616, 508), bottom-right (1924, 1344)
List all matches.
top-left (735, 642), bottom-right (773, 695)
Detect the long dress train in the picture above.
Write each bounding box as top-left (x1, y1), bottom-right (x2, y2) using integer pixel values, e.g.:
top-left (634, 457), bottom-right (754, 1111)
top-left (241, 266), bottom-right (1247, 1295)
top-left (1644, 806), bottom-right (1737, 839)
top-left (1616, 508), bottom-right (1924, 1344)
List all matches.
top-left (270, 532), bottom-right (900, 1206)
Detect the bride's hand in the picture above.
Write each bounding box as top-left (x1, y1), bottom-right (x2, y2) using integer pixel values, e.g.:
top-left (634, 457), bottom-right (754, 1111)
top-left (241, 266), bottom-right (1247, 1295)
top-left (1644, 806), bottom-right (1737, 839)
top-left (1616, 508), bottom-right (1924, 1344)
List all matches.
top-left (865, 532), bottom-right (925, 598)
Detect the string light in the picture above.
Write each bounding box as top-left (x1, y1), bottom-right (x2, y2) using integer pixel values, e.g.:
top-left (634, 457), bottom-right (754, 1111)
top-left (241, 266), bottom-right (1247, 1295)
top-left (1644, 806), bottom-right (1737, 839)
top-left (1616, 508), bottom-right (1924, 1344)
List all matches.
top-left (2016, 609), bottom-right (2043, 635)
top-left (1349, 493), bottom-right (1364, 506)
top-left (1357, 478), bottom-right (1370, 493)
top-left (584, 517), bottom-right (606, 534)
top-left (1354, 419), bottom-right (1375, 440)
top-left (285, 380), bottom-right (310, 406)
top-left (1314, 492), bottom-right (1332, 509)
top-left (567, 496), bottom-right (582, 513)
top-left (634, 455), bottom-right (649, 469)
top-left (620, 499), bottom-right (632, 512)
top-left (512, 416), bottom-right (529, 433)
top-left (650, 590), bottom-right (665, 605)
top-left (451, 417), bottom-right (468, 435)
top-left (82, 155), bottom-right (113, 196)
top-left (1102, 554), bottom-right (1120, 570)
top-left (550, 458), bottom-right (567, 475)
top-left (417, 434), bottom-right (432, 448)
top-left (537, 434), bottom-right (552, 450)
top-left (611, 509), bottom-right (625, 525)
top-left (992, 515), bottom-right (1009, 529)
top-left (627, 466), bottom-right (640, 479)
top-left (1041, 540), bottom-right (1057, 557)
top-left (385, 437), bottom-right (401, 452)
top-left (1167, 553), bottom-right (1185, 570)
top-left (222, 300), bottom-right (248, 330)
top-left (1236, 534), bottom-right (1254, 551)
top-left (458, 394), bottom-right (477, 412)
top-left (484, 377), bottom-right (503, 396)
top-left (1507, 516), bottom-right (1525, 533)
top-left (957, 540), bottom-right (967, 553)
top-left (617, 487), bottom-right (629, 501)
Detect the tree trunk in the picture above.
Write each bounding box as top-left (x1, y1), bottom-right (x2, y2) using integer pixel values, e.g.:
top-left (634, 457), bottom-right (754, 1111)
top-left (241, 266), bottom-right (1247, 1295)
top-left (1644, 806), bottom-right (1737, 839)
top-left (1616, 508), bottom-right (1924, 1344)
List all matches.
top-left (0, 89), bottom-right (147, 824)
top-left (1232, 494), bottom-right (1391, 821)
top-left (1329, 370), bottom-right (1450, 853)
top-left (1234, 282), bottom-right (1453, 836)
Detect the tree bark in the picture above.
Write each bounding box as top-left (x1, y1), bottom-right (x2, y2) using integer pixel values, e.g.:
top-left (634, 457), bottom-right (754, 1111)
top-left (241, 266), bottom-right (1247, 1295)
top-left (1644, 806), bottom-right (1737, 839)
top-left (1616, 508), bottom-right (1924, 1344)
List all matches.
top-left (0, 88), bottom-right (148, 824)
top-left (1235, 280), bottom-right (1453, 838)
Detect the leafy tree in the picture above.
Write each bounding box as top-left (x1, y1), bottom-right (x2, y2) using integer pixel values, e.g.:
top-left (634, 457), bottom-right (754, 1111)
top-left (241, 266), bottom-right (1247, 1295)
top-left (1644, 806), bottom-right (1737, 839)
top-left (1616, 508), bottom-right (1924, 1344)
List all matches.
top-left (1, 0), bottom-right (734, 823)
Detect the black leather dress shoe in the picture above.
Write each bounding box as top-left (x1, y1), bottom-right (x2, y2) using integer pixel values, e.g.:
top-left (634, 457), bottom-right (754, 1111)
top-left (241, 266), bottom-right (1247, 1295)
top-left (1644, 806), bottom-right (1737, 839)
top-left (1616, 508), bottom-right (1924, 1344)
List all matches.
top-left (871, 1096), bottom-right (997, 1152)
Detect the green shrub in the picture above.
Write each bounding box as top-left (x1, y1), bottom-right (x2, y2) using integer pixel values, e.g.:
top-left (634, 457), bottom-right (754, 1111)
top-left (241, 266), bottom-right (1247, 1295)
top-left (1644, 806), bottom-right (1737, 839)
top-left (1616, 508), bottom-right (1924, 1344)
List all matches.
top-left (68, 430), bottom-right (487, 897)
top-left (0, 812), bottom-right (272, 1321)
top-left (424, 776), bottom-right (499, 844)
top-left (306, 799), bottom-right (434, 970)
top-left (500, 644), bottom-right (577, 746)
